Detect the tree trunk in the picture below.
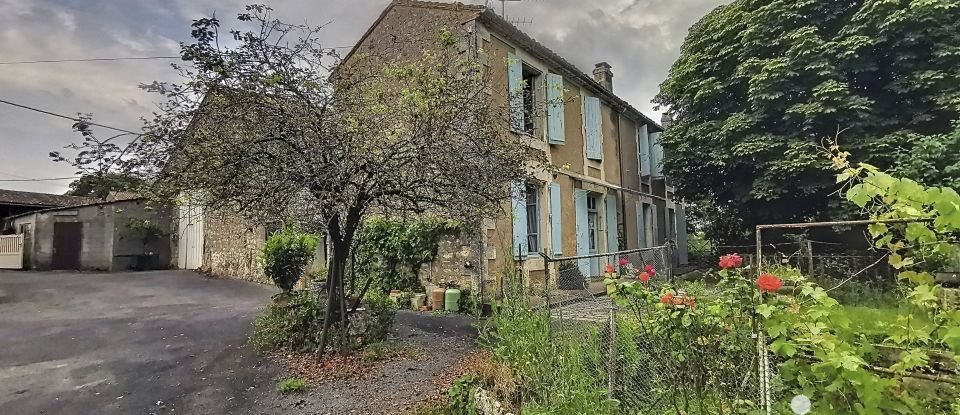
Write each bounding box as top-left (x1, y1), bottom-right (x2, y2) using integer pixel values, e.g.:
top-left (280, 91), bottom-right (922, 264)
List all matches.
top-left (317, 222), bottom-right (352, 358)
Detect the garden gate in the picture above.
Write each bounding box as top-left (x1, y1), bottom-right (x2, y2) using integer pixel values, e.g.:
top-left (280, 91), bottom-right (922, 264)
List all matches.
top-left (0, 234), bottom-right (24, 269)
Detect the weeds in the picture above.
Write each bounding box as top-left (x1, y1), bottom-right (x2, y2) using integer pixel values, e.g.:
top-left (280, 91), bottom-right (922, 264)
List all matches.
top-left (276, 378), bottom-right (308, 394)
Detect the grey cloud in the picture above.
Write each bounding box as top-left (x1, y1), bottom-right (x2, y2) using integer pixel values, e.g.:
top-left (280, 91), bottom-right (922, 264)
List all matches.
top-left (0, 0), bottom-right (724, 193)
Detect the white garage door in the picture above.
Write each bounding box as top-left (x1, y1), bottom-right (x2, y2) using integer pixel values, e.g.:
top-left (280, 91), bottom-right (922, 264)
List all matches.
top-left (177, 202), bottom-right (204, 270)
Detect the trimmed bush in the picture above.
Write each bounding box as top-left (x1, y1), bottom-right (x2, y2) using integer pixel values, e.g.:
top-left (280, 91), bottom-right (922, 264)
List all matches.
top-left (250, 290), bottom-right (326, 353)
top-left (262, 224), bottom-right (318, 292)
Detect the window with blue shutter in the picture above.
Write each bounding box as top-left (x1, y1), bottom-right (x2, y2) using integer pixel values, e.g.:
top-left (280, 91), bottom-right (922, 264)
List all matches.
top-left (507, 52), bottom-right (524, 132)
top-left (638, 124), bottom-right (650, 176)
top-left (584, 96), bottom-right (602, 160)
top-left (573, 189), bottom-right (590, 276)
top-left (510, 181), bottom-right (528, 258)
top-left (546, 74), bottom-right (565, 144)
top-left (605, 193), bottom-right (618, 253)
top-left (550, 181), bottom-right (562, 255)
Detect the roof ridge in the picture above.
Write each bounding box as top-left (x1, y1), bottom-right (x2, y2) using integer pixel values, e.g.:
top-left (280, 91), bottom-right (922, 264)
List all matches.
top-left (476, 9), bottom-right (662, 130)
top-left (391, 0), bottom-right (486, 12)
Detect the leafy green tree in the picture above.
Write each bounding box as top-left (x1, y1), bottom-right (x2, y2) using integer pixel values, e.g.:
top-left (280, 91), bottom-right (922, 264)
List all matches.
top-left (655, 0), bottom-right (960, 242)
top-left (891, 120), bottom-right (960, 190)
top-left (66, 173), bottom-right (144, 198)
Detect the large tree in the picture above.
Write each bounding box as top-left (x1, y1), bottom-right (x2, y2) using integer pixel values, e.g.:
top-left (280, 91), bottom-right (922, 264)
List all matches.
top-left (655, 0), bottom-right (960, 243)
top-left (56, 6), bottom-right (537, 353)
top-left (65, 173), bottom-right (144, 198)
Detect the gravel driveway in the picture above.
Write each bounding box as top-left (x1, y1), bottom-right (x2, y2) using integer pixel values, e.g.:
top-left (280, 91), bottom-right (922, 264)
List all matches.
top-left (0, 270), bottom-right (480, 415)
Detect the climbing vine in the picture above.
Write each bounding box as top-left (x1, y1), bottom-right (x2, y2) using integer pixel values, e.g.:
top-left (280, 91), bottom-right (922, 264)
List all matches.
top-left (352, 217), bottom-right (462, 294)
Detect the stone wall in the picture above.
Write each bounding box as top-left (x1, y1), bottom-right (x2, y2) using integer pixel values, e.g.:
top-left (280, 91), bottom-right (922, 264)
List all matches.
top-left (201, 211), bottom-right (268, 284)
top-left (419, 229), bottom-right (485, 298)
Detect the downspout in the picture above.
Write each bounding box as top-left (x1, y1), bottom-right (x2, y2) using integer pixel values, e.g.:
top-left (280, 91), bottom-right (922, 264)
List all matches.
top-left (616, 110), bottom-right (627, 249)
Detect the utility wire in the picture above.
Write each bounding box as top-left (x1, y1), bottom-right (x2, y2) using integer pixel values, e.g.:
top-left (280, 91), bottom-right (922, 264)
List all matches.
top-left (0, 99), bottom-right (141, 135)
top-left (0, 56), bottom-right (180, 65)
top-left (0, 176), bottom-right (79, 182)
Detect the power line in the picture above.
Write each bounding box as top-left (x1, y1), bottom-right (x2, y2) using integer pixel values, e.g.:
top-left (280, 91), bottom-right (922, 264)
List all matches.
top-left (0, 56), bottom-right (180, 65)
top-left (0, 99), bottom-right (141, 135)
top-left (0, 176), bottom-right (79, 182)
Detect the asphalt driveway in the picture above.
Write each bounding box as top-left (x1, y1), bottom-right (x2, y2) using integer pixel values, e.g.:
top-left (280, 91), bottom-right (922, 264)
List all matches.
top-left (0, 270), bottom-right (279, 415)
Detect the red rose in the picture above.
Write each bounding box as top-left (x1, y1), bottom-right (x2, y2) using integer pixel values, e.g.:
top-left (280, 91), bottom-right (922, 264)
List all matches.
top-left (756, 273), bottom-right (783, 293)
top-left (719, 253), bottom-right (743, 269)
top-left (644, 264), bottom-right (655, 276)
top-left (638, 272), bottom-right (650, 283)
top-left (660, 292), bottom-right (674, 304)
top-left (618, 258), bottom-right (630, 267)
top-left (605, 264), bottom-right (615, 274)
top-left (685, 297), bottom-right (697, 308)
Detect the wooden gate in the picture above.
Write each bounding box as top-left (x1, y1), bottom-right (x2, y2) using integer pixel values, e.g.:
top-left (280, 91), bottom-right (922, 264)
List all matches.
top-left (177, 201), bottom-right (204, 270)
top-left (0, 234), bottom-right (24, 269)
top-left (52, 222), bottom-right (83, 270)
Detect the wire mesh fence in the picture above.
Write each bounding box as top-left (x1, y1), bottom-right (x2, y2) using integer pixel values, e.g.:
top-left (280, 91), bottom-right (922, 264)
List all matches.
top-left (497, 220), bottom-right (958, 414)
top-left (526, 246), bottom-right (766, 414)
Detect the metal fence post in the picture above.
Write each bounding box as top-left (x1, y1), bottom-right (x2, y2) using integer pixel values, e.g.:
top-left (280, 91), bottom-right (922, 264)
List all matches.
top-left (608, 307), bottom-right (617, 399)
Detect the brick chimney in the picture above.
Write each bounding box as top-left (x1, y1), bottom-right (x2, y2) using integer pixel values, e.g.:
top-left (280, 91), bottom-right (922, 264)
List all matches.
top-left (592, 62), bottom-right (613, 91)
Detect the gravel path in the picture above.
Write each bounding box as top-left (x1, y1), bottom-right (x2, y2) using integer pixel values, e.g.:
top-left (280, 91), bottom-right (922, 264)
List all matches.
top-left (254, 311), bottom-right (481, 415)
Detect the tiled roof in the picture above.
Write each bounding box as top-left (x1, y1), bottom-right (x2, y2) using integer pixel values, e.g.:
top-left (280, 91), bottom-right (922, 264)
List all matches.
top-left (0, 188), bottom-right (95, 208)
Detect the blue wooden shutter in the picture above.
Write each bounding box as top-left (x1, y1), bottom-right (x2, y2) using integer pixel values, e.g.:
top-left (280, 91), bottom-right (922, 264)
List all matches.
top-left (573, 189), bottom-right (590, 276)
top-left (676, 204), bottom-right (689, 265)
top-left (546, 74), bottom-right (565, 144)
top-left (636, 201), bottom-right (646, 248)
top-left (649, 131), bottom-right (662, 176)
top-left (507, 52), bottom-right (524, 132)
top-left (605, 193), bottom-right (618, 253)
top-left (511, 181), bottom-right (528, 258)
top-left (550, 181), bottom-right (562, 255)
top-left (584, 96), bottom-right (602, 160)
top-left (638, 125), bottom-right (650, 176)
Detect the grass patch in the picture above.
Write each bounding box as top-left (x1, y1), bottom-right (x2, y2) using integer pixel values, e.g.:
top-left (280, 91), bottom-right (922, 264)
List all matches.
top-left (276, 378), bottom-right (308, 394)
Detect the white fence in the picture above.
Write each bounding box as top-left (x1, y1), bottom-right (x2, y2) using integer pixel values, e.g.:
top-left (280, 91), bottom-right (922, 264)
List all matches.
top-left (0, 234), bottom-right (24, 269)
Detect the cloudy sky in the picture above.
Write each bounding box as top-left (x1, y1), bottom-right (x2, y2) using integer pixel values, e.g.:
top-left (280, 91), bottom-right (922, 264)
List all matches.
top-left (0, 0), bottom-right (723, 194)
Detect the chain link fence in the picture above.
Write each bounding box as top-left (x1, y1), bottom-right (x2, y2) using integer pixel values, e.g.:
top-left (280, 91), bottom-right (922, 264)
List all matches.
top-left (526, 247), bottom-right (766, 414)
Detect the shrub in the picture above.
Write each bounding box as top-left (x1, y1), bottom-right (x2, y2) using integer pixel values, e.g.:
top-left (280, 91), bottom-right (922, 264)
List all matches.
top-left (262, 224), bottom-right (318, 292)
top-left (353, 217), bottom-right (462, 293)
top-left (276, 378), bottom-right (307, 393)
top-left (347, 292), bottom-right (397, 349)
top-left (447, 374), bottom-right (479, 415)
top-left (250, 290), bottom-right (327, 353)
